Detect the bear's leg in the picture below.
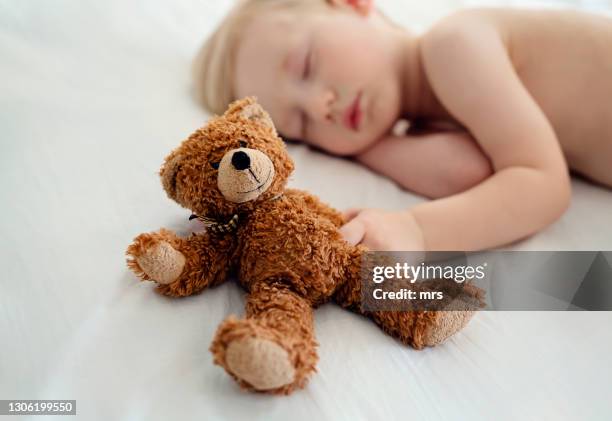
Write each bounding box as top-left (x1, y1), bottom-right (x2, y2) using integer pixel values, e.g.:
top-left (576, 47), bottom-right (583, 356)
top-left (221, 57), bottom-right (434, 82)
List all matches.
top-left (210, 281), bottom-right (318, 394)
top-left (367, 296), bottom-right (481, 350)
top-left (334, 249), bottom-right (483, 349)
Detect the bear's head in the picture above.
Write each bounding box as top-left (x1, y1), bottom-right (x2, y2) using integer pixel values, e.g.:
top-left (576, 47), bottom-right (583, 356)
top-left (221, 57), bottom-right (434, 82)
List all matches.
top-left (159, 97), bottom-right (294, 219)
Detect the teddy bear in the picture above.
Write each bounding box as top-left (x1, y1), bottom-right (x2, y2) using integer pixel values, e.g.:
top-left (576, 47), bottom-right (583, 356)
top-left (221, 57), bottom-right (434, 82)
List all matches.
top-left (125, 97), bottom-right (483, 395)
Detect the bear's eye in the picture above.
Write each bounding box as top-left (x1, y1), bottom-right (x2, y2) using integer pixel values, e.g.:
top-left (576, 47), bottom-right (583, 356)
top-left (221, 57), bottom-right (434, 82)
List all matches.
top-left (238, 140), bottom-right (248, 148)
top-left (210, 161), bottom-right (220, 170)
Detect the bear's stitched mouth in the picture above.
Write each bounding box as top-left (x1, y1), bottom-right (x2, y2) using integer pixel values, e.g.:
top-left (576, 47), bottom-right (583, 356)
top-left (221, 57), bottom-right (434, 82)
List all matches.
top-left (237, 168), bottom-right (272, 194)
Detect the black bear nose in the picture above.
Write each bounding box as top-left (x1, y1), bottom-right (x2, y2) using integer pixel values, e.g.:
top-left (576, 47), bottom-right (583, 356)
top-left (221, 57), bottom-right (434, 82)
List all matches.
top-left (231, 150), bottom-right (251, 170)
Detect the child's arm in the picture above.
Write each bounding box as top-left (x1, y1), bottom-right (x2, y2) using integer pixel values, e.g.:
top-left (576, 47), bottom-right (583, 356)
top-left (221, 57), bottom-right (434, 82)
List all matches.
top-left (341, 14), bottom-right (571, 251)
top-left (354, 130), bottom-right (493, 199)
top-left (411, 15), bottom-right (571, 250)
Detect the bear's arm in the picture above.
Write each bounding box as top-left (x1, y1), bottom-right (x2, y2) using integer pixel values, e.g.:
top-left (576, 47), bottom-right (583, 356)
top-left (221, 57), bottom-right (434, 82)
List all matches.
top-left (126, 228), bottom-right (235, 297)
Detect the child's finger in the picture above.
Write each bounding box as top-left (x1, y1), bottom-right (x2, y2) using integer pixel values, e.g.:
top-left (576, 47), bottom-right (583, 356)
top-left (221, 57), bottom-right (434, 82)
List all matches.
top-left (339, 218), bottom-right (366, 246)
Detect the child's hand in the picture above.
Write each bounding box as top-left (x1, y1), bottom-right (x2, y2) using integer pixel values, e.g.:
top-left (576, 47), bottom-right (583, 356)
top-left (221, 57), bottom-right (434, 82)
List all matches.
top-left (339, 208), bottom-right (425, 251)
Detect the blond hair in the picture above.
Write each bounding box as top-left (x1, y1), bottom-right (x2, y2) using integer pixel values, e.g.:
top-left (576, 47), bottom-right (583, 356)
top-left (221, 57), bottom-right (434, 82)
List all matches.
top-left (192, 0), bottom-right (330, 116)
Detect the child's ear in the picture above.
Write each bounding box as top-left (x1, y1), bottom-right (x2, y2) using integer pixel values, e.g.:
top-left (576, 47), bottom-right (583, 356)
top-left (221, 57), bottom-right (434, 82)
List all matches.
top-left (327, 0), bottom-right (373, 16)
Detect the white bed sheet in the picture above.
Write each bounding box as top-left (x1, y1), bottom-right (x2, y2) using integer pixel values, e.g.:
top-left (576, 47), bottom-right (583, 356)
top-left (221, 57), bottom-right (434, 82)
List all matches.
top-left (1, 1), bottom-right (612, 420)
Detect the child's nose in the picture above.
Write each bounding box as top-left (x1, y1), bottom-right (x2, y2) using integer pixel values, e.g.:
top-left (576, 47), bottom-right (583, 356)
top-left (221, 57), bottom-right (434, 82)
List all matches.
top-left (322, 89), bottom-right (338, 122)
top-left (306, 88), bottom-right (338, 123)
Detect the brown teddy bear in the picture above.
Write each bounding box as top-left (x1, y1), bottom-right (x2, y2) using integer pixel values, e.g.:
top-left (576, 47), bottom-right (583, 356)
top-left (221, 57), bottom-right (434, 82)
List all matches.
top-left (125, 97), bottom-right (481, 395)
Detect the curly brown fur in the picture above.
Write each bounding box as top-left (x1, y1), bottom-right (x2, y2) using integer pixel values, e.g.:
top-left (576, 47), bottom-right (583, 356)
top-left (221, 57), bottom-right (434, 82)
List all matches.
top-left (125, 97), bottom-right (483, 395)
top-left (126, 228), bottom-right (236, 297)
top-left (210, 281), bottom-right (318, 394)
top-left (159, 97), bottom-right (294, 220)
top-left (334, 257), bottom-right (484, 349)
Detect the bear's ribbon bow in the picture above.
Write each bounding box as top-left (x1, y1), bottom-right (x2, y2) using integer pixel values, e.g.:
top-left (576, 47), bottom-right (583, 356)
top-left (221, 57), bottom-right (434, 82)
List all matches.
top-left (189, 213), bottom-right (239, 235)
top-left (188, 193), bottom-right (284, 236)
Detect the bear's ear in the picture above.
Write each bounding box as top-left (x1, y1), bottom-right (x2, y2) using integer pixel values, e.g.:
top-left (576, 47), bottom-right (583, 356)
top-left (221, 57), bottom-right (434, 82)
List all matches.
top-left (160, 154), bottom-right (182, 200)
top-left (224, 96), bottom-right (277, 134)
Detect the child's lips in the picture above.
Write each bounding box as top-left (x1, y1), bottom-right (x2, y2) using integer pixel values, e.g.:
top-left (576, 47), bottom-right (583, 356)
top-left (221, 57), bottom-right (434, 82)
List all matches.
top-left (343, 92), bottom-right (362, 131)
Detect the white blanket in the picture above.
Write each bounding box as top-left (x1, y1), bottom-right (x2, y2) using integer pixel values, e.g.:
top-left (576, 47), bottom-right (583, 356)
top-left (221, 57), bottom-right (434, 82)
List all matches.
top-left (2, 1), bottom-right (612, 419)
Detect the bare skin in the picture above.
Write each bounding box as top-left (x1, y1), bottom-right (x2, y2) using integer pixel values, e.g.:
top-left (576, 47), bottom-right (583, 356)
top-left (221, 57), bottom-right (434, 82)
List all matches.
top-left (231, 1), bottom-right (612, 251)
top-left (347, 7), bottom-right (612, 251)
top-left (488, 8), bottom-right (612, 185)
top-left (232, 1), bottom-right (494, 200)
top-left (401, 8), bottom-right (612, 187)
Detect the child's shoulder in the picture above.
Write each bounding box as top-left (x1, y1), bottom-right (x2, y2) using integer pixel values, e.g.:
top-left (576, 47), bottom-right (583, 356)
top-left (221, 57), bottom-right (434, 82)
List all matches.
top-left (420, 6), bottom-right (576, 50)
top-left (421, 7), bottom-right (506, 50)
top-left (419, 7), bottom-right (512, 80)
top-left (416, 8), bottom-right (525, 153)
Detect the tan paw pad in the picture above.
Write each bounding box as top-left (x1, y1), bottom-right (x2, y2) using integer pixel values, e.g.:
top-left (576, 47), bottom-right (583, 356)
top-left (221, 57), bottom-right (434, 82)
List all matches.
top-left (422, 309), bottom-right (476, 347)
top-left (135, 241), bottom-right (186, 285)
top-left (225, 337), bottom-right (295, 391)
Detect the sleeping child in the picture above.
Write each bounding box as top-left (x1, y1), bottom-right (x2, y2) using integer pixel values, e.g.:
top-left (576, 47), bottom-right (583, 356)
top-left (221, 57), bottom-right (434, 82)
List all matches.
top-left (193, 0), bottom-right (612, 251)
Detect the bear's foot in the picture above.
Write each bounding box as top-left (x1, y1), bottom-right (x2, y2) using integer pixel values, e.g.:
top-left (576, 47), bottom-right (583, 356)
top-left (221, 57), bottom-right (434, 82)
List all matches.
top-left (225, 336), bottom-right (295, 391)
top-left (421, 282), bottom-right (485, 347)
top-left (210, 316), bottom-right (316, 395)
top-left (421, 309), bottom-right (476, 347)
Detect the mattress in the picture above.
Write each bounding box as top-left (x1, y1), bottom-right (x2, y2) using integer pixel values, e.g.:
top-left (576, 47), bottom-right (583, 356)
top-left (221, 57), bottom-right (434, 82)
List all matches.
top-left (1, 1), bottom-right (611, 419)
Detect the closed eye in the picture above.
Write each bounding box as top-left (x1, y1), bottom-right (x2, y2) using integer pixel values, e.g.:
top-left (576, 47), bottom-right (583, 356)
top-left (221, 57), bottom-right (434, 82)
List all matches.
top-left (302, 48), bottom-right (311, 80)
